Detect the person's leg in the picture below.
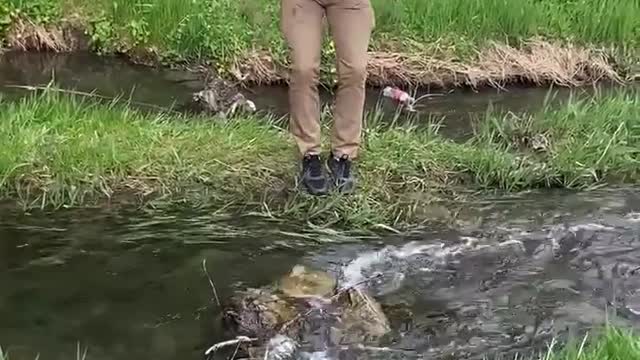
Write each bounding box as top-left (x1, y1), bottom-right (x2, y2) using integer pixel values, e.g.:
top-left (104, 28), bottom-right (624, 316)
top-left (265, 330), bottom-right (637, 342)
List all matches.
top-left (280, 0), bottom-right (328, 195)
top-left (324, 0), bottom-right (374, 193)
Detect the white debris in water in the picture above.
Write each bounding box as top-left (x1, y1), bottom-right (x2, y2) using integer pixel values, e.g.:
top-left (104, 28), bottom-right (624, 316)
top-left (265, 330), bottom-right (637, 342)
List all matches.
top-left (568, 223), bottom-right (615, 233)
top-left (627, 307), bottom-right (640, 316)
top-left (425, 242), bottom-right (468, 265)
top-left (265, 335), bottom-right (299, 360)
top-left (301, 351), bottom-right (333, 360)
top-left (624, 212), bottom-right (640, 222)
top-left (459, 236), bottom-right (479, 244)
top-left (393, 241), bottom-right (436, 257)
top-left (497, 239), bottom-right (526, 252)
top-left (626, 293), bottom-right (640, 316)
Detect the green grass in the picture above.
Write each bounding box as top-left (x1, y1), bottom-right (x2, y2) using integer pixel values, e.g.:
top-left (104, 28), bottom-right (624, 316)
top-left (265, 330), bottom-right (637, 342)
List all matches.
top-left (0, 86), bottom-right (639, 228)
top-left (2, 0), bottom-right (639, 68)
top-left (472, 89), bottom-right (640, 188)
top-left (539, 326), bottom-right (640, 360)
top-left (88, 0), bottom-right (640, 57)
top-left (1, 326), bottom-right (639, 359)
top-left (0, 344), bottom-right (89, 360)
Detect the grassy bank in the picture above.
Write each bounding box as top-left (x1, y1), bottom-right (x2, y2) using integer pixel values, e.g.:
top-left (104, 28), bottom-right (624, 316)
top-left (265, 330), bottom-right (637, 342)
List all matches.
top-left (0, 86), bottom-right (639, 228)
top-left (537, 326), bottom-right (640, 360)
top-left (1, 0), bottom-right (639, 87)
top-left (1, 326), bottom-right (640, 360)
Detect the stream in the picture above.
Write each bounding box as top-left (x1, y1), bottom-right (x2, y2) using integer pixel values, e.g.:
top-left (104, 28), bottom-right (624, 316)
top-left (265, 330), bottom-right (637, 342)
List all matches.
top-left (0, 51), bottom-right (625, 141)
top-left (3, 188), bottom-right (640, 360)
top-left (2, 51), bottom-right (640, 360)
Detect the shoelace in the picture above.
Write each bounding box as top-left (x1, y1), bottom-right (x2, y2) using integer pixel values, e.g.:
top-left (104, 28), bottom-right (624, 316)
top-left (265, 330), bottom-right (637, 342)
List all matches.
top-left (333, 155), bottom-right (350, 178)
top-left (304, 155), bottom-right (323, 177)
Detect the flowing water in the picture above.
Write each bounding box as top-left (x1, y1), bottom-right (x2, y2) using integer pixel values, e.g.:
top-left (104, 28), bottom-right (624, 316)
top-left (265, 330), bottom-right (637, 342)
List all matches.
top-left (3, 187), bottom-right (640, 360)
top-left (2, 52), bottom-right (640, 360)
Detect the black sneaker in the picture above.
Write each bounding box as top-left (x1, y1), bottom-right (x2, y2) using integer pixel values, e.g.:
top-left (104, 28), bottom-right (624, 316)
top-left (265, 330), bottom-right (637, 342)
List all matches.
top-left (327, 153), bottom-right (356, 193)
top-left (300, 154), bottom-right (329, 196)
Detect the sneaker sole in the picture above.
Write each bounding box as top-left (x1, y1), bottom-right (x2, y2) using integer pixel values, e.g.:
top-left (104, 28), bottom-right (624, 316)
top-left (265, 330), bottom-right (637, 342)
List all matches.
top-left (303, 185), bottom-right (329, 196)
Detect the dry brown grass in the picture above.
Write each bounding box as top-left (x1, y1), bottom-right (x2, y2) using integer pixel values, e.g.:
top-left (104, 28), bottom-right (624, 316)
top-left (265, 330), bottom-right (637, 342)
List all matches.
top-left (2, 17), bottom-right (628, 90)
top-left (234, 39), bottom-right (625, 89)
top-left (4, 17), bottom-right (89, 52)
top-left (229, 49), bottom-right (286, 84)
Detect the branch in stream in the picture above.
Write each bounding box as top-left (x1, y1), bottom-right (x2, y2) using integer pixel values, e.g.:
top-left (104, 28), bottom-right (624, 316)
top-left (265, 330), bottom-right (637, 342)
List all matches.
top-left (204, 336), bottom-right (257, 357)
top-left (202, 258), bottom-right (221, 307)
top-left (343, 344), bottom-right (417, 355)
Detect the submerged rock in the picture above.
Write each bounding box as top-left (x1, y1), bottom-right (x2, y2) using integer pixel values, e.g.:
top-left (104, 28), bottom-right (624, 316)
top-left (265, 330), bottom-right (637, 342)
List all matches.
top-left (183, 77), bottom-right (256, 118)
top-left (221, 287), bottom-right (297, 339)
top-left (278, 265), bottom-right (337, 299)
top-left (219, 265), bottom-right (392, 358)
top-left (332, 286), bottom-right (392, 345)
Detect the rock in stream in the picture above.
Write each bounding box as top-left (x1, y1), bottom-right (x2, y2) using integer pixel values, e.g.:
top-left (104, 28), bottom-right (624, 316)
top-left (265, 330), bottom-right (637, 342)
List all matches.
top-left (217, 265), bottom-right (392, 359)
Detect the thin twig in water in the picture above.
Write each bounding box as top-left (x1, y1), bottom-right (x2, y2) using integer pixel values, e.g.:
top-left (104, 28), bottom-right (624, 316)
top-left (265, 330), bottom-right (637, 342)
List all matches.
top-left (230, 342), bottom-right (242, 360)
top-left (3, 84), bottom-right (182, 114)
top-left (336, 272), bottom-right (384, 294)
top-left (204, 336), bottom-right (257, 356)
top-left (343, 344), bottom-right (415, 354)
top-left (412, 90), bottom-right (454, 104)
top-left (76, 342), bottom-right (88, 360)
top-left (202, 258), bottom-right (221, 307)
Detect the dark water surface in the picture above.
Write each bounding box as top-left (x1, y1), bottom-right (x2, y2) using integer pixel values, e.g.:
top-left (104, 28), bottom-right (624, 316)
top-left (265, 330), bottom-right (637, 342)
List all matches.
top-left (3, 188), bottom-right (640, 360)
top-left (0, 51), bottom-right (627, 140)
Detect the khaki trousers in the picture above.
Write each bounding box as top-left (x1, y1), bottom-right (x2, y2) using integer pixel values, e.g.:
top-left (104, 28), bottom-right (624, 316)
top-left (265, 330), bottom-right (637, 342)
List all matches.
top-left (280, 0), bottom-right (375, 159)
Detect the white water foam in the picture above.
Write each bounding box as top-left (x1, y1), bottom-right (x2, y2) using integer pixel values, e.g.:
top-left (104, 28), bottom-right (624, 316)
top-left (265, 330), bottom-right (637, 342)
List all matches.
top-left (339, 241), bottom-right (434, 289)
top-left (339, 239), bottom-right (485, 292)
top-left (301, 351), bottom-right (332, 360)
